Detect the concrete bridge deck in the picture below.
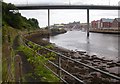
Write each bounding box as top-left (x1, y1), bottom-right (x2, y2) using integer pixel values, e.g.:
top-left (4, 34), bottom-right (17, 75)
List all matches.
top-left (16, 5), bottom-right (120, 10)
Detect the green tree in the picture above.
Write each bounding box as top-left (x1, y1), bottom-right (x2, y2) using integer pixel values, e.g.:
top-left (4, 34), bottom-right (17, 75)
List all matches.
top-left (28, 18), bottom-right (40, 29)
top-left (2, 2), bottom-right (40, 30)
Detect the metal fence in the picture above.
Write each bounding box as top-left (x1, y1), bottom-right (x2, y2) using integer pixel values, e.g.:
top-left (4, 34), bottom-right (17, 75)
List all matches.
top-left (22, 37), bottom-right (120, 84)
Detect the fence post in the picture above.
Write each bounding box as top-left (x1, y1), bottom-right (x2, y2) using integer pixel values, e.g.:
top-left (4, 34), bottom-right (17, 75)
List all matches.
top-left (58, 56), bottom-right (62, 81)
top-left (15, 55), bottom-right (22, 82)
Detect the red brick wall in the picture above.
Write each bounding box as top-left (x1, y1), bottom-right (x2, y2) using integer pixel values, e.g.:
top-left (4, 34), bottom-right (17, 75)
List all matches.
top-left (91, 21), bottom-right (98, 28)
top-left (103, 22), bottom-right (112, 28)
top-left (100, 22), bottom-right (112, 28)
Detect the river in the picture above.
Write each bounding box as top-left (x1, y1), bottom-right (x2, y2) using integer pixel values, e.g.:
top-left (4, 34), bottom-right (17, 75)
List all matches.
top-left (50, 31), bottom-right (119, 61)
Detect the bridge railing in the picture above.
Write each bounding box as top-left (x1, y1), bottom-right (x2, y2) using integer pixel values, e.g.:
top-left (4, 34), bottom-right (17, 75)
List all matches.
top-left (22, 37), bottom-right (120, 83)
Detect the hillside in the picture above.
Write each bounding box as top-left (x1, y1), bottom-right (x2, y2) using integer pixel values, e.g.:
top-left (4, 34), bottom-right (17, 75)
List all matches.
top-left (2, 2), bottom-right (60, 82)
top-left (2, 2), bottom-right (40, 30)
top-left (2, 2), bottom-right (41, 82)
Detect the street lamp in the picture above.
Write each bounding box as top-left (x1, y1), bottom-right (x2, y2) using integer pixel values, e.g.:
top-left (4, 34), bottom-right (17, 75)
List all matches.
top-left (69, 0), bottom-right (71, 5)
top-left (109, 0), bottom-right (110, 5)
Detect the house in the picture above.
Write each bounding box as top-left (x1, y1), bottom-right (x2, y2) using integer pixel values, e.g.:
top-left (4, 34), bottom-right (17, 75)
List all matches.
top-left (91, 20), bottom-right (100, 29)
top-left (100, 18), bottom-right (114, 28)
top-left (112, 18), bottom-right (120, 28)
top-left (91, 20), bottom-right (97, 28)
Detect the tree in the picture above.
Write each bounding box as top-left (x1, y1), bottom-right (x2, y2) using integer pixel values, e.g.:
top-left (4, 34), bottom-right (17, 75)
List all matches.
top-left (2, 2), bottom-right (40, 30)
top-left (28, 18), bottom-right (40, 29)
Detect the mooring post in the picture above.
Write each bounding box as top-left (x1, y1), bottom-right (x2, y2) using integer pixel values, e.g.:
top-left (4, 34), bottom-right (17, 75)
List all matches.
top-left (87, 8), bottom-right (90, 38)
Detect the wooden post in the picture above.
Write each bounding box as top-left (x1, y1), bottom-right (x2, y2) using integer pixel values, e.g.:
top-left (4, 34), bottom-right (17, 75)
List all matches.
top-left (15, 55), bottom-right (22, 82)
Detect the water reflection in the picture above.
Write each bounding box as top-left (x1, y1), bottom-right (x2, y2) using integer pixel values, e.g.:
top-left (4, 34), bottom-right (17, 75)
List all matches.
top-left (86, 37), bottom-right (90, 55)
top-left (50, 31), bottom-right (119, 61)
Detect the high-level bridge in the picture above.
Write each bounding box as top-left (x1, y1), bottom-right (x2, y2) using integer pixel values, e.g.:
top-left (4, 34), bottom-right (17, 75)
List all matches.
top-left (16, 5), bottom-right (120, 37)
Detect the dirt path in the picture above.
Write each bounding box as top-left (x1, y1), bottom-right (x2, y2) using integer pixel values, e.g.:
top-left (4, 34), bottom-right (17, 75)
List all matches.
top-left (12, 35), bottom-right (33, 82)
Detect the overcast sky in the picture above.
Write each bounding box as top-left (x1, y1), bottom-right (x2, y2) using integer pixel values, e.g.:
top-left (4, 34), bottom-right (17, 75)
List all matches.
top-left (4, 0), bottom-right (120, 5)
top-left (4, 0), bottom-right (120, 27)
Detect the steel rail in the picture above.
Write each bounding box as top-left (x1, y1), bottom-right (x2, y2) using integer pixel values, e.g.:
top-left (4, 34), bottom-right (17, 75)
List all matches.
top-left (24, 42), bottom-right (84, 83)
top-left (24, 38), bottom-right (120, 81)
top-left (43, 63), bottom-right (69, 84)
top-left (48, 60), bottom-right (85, 84)
top-left (24, 43), bottom-right (69, 84)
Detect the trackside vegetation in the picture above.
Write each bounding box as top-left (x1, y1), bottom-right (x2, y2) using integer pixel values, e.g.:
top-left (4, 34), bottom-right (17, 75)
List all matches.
top-left (2, 1), bottom-right (60, 82)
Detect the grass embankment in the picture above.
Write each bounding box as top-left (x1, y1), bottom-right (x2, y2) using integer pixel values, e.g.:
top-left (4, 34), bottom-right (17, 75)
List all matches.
top-left (2, 25), bottom-right (59, 82)
top-left (17, 41), bottom-right (59, 82)
top-left (2, 1), bottom-right (60, 82)
top-left (0, 28), bottom-right (2, 83)
top-left (2, 25), bottom-right (19, 82)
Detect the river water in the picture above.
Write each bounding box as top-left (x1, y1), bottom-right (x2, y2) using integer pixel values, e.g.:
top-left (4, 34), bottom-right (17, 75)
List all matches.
top-left (50, 31), bottom-right (119, 61)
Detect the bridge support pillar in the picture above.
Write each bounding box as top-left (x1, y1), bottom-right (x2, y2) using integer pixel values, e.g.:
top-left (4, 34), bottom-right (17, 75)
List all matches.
top-left (48, 9), bottom-right (50, 41)
top-left (87, 8), bottom-right (90, 38)
top-left (48, 9), bottom-right (50, 29)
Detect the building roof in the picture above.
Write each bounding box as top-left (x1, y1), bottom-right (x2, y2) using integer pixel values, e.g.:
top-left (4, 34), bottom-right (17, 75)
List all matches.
top-left (101, 18), bottom-right (114, 23)
top-left (115, 18), bottom-right (120, 22)
top-left (69, 21), bottom-right (80, 24)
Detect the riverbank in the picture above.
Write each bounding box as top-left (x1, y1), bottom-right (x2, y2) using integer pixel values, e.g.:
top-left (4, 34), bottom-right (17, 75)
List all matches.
top-left (26, 32), bottom-right (120, 83)
top-left (90, 28), bottom-right (120, 34)
top-left (50, 28), bottom-right (67, 36)
top-left (52, 44), bottom-right (120, 74)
